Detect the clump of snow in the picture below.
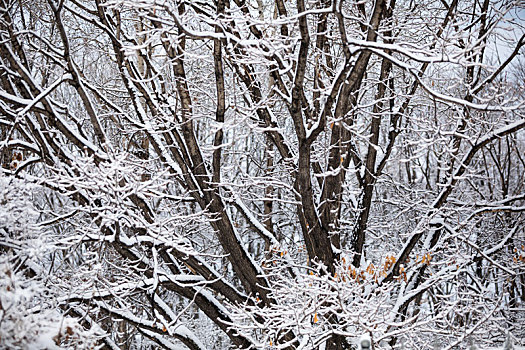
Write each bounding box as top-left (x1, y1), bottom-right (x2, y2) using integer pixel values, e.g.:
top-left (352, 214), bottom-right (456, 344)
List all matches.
top-left (0, 176), bottom-right (39, 239)
top-left (0, 262), bottom-right (101, 349)
top-left (0, 176), bottom-right (102, 349)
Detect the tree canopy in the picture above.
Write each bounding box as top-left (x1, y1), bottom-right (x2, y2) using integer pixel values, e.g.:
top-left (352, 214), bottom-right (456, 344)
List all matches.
top-left (0, 0), bottom-right (524, 348)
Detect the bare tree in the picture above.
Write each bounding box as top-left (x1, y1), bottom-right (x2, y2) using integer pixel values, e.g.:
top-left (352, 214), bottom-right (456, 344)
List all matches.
top-left (0, 0), bottom-right (524, 348)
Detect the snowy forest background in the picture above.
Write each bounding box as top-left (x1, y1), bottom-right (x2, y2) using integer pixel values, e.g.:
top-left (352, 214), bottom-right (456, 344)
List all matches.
top-left (0, 0), bottom-right (524, 348)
